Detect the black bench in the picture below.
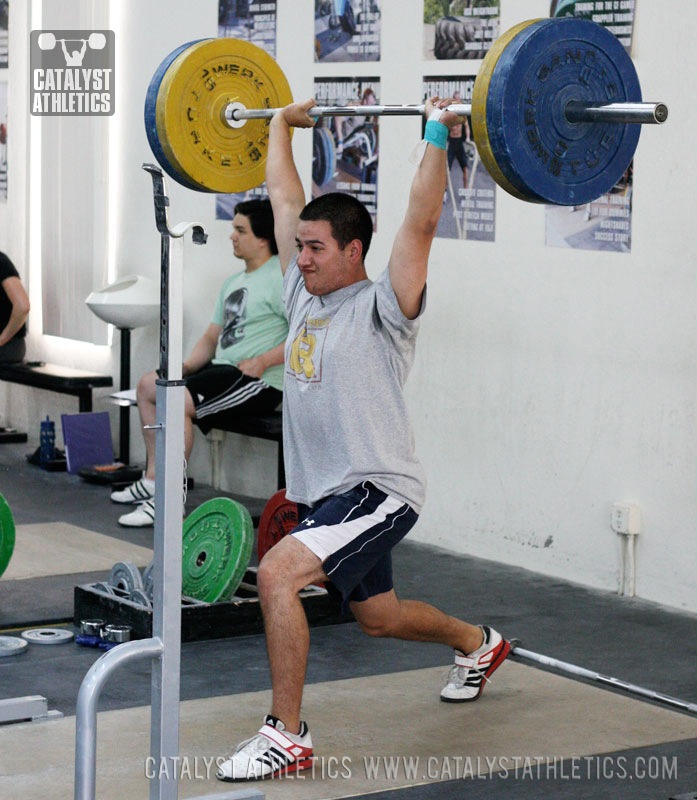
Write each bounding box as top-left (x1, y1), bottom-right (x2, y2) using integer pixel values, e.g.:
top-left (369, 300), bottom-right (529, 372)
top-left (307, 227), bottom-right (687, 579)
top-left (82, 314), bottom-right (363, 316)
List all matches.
top-left (0, 362), bottom-right (113, 414)
top-left (208, 410), bottom-right (285, 490)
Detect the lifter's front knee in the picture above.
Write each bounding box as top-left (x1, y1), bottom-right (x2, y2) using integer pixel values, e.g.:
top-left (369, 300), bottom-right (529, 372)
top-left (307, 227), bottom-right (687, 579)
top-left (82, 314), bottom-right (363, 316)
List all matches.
top-left (356, 615), bottom-right (396, 639)
top-left (256, 551), bottom-right (303, 601)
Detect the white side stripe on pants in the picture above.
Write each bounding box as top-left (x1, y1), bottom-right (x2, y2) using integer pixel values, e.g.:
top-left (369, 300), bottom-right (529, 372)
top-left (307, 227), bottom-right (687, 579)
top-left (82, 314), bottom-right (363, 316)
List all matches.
top-left (325, 503), bottom-right (410, 576)
top-left (292, 495), bottom-right (404, 564)
top-left (196, 379), bottom-right (266, 418)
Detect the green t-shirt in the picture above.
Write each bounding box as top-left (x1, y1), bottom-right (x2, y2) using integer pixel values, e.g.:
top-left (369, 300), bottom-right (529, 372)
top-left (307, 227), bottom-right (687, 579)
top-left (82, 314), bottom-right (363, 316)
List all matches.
top-left (212, 255), bottom-right (288, 391)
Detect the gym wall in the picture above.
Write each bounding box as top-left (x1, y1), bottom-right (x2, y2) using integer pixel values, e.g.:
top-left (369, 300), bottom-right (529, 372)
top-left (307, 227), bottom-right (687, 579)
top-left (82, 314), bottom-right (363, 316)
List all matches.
top-left (0, 0), bottom-right (694, 612)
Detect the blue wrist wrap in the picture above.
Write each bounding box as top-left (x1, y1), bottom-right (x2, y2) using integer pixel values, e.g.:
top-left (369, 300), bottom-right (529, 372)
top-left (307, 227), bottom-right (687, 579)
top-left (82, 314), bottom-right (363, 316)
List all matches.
top-left (424, 119), bottom-right (448, 150)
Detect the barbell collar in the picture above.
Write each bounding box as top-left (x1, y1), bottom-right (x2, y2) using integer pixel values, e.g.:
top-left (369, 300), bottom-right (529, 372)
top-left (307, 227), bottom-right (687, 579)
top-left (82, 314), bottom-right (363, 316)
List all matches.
top-left (227, 100), bottom-right (668, 127)
top-left (565, 101), bottom-right (668, 125)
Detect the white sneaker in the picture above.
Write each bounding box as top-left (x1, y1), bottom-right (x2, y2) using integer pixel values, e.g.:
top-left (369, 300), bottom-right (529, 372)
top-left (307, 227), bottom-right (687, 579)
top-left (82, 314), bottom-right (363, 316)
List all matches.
top-left (118, 500), bottom-right (155, 527)
top-left (217, 715), bottom-right (314, 782)
top-left (440, 625), bottom-right (510, 703)
top-left (111, 478), bottom-right (155, 504)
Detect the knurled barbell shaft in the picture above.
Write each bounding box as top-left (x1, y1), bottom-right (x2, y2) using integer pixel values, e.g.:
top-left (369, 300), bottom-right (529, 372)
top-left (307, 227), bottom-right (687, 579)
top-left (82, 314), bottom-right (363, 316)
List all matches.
top-left (226, 101), bottom-right (668, 126)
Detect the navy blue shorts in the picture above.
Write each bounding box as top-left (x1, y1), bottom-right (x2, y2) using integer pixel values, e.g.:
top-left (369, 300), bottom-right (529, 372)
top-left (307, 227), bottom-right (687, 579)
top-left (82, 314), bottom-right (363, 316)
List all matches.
top-left (292, 481), bottom-right (418, 606)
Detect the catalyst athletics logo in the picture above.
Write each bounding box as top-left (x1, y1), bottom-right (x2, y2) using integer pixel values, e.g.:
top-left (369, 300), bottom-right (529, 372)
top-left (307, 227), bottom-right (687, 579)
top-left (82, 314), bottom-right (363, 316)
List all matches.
top-left (30, 30), bottom-right (114, 116)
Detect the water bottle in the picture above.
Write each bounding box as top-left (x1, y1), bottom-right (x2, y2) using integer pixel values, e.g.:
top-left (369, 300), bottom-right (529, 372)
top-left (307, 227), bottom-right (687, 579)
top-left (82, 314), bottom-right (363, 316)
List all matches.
top-left (39, 416), bottom-right (56, 465)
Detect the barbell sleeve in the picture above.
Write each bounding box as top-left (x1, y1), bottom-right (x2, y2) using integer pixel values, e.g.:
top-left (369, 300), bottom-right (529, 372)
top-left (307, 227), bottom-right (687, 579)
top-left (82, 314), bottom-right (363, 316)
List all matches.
top-left (565, 101), bottom-right (668, 125)
top-left (226, 101), bottom-right (668, 127)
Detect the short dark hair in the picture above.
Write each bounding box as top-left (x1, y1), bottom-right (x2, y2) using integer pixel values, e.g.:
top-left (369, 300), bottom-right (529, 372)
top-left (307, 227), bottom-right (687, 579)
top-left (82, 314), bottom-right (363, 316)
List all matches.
top-left (299, 192), bottom-right (373, 259)
top-left (234, 198), bottom-right (278, 255)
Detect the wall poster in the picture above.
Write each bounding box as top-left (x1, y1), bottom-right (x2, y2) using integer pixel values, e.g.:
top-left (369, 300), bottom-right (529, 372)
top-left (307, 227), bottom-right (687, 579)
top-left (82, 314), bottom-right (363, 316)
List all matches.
top-left (550, 0), bottom-right (636, 51)
top-left (312, 77), bottom-right (380, 230)
top-left (545, 163), bottom-right (633, 253)
top-left (423, 0), bottom-right (500, 61)
top-left (423, 76), bottom-right (496, 242)
top-left (216, 0), bottom-right (278, 220)
top-left (314, 0), bottom-right (381, 63)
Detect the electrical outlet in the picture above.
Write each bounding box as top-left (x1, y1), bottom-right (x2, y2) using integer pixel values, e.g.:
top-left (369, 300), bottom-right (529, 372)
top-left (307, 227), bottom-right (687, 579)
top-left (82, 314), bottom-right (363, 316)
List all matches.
top-left (611, 503), bottom-right (641, 535)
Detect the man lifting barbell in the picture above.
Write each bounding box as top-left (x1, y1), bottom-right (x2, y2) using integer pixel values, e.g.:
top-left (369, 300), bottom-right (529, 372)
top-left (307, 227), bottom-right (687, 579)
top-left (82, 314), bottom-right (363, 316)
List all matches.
top-left (215, 96), bottom-right (510, 782)
top-left (141, 18), bottom-right (670, 784)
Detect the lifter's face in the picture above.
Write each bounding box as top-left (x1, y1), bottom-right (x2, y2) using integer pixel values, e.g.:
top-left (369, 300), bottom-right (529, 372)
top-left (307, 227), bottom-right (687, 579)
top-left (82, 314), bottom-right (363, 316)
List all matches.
top-left (295, 219), bottom-right (363, 296)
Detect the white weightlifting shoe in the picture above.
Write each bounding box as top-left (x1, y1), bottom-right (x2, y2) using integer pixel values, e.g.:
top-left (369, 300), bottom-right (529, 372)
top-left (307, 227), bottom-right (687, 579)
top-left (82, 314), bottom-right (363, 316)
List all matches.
top-left (118, 500), bottom-right (155, 527)
top-left (217, 715), bottom-right (314, 782)
top-left (111, 477), bottom-right (155, 504)
top-left (440, 625), bottom-right (510, 703)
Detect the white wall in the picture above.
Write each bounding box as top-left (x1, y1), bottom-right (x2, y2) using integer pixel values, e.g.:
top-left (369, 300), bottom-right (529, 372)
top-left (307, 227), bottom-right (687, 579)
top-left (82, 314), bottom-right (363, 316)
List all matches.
top-left (1, 0), bottom-right (694, 612)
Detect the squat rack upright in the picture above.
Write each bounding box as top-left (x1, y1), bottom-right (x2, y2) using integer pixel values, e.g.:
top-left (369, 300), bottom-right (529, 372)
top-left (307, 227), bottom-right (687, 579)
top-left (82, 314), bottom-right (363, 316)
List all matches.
top-left (73, 165), bottom-right (263, 800)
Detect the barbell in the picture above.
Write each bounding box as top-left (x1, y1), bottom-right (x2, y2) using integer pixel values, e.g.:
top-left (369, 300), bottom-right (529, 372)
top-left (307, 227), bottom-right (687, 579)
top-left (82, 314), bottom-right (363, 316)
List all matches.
top-left (37, 32), bottom-right (106, 51)
top-left (144, 18), bottom-right (668, 205)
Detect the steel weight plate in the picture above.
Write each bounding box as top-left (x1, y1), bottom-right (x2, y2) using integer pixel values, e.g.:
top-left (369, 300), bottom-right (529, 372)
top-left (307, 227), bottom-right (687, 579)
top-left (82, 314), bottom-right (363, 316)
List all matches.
top-left (485, 18), bottom-right (641, 205)
top-left (144, 39), bottom-right (209, 191)
top-left (471, 19), bottom-right (547, 202)
top-left (22, 628), bottom-right (74, 645)
top-left (155, 38), bottom-right (294, 193)
top-left (257, 490), bottom-right (299, 562)
top-left (0, 493), bottom-right (16, 579)
top-left (0, 636), bottom-right (28, 657)
top-left (108, 561), bottom-right (144, 593)
top-left (129, 588), bottom-right (152, 609)
top-left (182, 498), bottom-right (253, 603)
top-left (142, 561), bottom-right (154, 601)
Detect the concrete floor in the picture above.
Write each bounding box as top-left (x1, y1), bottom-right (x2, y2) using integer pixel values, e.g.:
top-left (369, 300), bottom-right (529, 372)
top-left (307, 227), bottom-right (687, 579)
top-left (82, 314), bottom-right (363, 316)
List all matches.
top-left (1, 440), bottom-right (696, 799)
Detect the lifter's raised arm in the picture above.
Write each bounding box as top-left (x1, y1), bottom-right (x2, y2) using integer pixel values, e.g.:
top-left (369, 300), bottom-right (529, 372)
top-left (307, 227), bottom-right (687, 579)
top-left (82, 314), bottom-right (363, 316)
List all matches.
top-left (267, 100), bottom-right (317, 273)
top-left (388, 98), bottom-right (464, 319)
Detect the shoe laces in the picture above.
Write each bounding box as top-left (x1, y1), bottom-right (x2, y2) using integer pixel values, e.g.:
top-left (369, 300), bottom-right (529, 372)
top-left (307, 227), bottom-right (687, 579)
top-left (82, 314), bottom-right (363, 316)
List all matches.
top-left (444, 663), bottom-right (491, 687)
top-left (232, 730), bottom-right (274, 758)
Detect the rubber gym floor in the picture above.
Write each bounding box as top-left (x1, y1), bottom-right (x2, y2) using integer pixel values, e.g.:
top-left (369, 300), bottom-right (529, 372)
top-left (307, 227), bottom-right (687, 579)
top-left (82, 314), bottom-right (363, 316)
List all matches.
top-left (1, 440), bottom-right (695, 800)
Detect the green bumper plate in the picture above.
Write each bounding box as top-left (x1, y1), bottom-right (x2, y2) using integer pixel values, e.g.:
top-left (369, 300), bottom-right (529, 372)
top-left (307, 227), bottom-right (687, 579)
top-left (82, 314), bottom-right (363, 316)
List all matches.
top-left (0, 493), bottom-right (15, 579)
top-left (182, 497), bottom-right (253, 603)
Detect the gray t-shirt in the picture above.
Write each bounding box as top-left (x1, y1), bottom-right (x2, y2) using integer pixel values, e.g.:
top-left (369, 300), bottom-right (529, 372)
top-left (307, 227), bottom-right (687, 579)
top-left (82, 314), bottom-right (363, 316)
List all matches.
top-left (282, 256), bottom-right (427, 513)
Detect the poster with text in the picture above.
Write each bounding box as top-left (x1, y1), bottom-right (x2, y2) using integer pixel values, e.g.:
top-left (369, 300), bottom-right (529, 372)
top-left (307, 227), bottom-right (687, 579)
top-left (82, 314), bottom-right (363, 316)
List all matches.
top-left (0, 1), bottom-right (7, 69)
top-left (545, 162), bottom-right (633, 253)
top-left (424, 76), bottom-right (496, 242)
top-left (218, 0), bottom-right (277, 57)
top-left (424, 0), bottom-right (500, 61)
top-left (312, 77), bottom-right (379, 230)
top-left (314, 0), bottom-right (381, 63)
top-left (0, 82), bottom-right (7, 202)
top-left (216, 0), bottom-right (277, 219)
top-left (550, 0), bottom-right (636, 51)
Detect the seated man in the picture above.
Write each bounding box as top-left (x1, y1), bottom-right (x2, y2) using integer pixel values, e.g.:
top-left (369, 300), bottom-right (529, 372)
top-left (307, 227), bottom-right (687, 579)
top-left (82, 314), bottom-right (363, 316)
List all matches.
top-left (113, 199), bottom-right (288, 527)
top-left (0, 251), bottom-right (30, 364)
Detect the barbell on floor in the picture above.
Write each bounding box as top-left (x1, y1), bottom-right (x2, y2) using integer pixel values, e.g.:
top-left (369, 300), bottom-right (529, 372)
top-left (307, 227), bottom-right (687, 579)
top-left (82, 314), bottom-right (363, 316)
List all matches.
top-left (509, 640), bottom-right (697, 715)
top-left (144, 17), bottom-right (668, 204)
